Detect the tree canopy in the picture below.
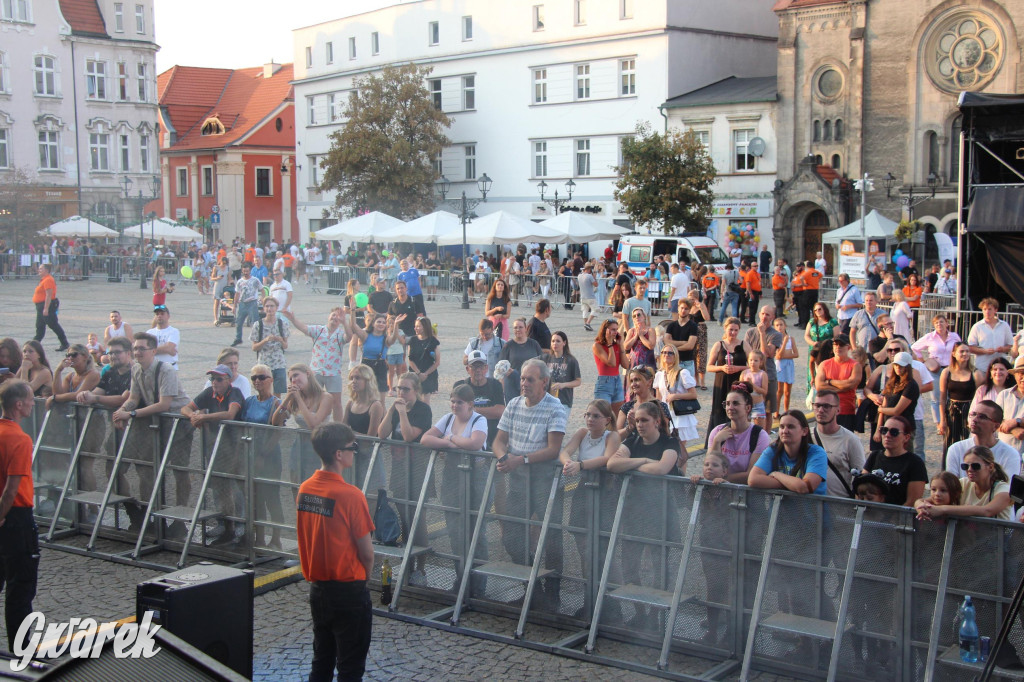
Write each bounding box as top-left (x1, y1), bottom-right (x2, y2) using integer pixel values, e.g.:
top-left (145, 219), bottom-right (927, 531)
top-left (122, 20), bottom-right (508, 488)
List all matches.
top-left (613, 121), bottom-right (717, 234)
top-left (319, 64), bottom-right (451, 220)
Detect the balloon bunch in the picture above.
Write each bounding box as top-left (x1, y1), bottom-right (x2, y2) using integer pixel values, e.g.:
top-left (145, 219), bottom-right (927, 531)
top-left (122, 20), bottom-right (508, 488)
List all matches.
top-left (727, 223), bottom-right (760, 249)
top-left (892, 248), bottom-right (909, 269)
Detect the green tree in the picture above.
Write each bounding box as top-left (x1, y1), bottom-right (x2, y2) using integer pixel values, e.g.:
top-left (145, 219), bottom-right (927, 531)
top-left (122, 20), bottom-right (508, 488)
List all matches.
top-left (613, 122), bottom-right (717, 234)
top-left (319, 64), bottom-right (451, 220)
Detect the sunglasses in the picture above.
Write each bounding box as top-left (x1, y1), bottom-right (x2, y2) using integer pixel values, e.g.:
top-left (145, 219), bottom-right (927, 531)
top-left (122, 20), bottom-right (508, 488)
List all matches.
top-left (341, 443), bottom-right (361, 456)
top-left (878, 426), bottom-right (903, 436)
top-left (65, 352), bottom-right (79, 359)
top-left (250, 375), bottom-right (270, 381)
top-left (812, 402), bottom-right (837, 410)
top-left (961, 462), bottom-right (984, 472)
top-left (153, 306), bottom-right (167, 312)
top-left (886, 348), bottom-right (900, 354)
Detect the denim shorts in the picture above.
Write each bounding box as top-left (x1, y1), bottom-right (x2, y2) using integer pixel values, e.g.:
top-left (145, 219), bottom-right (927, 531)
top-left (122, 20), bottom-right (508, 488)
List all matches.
top-left (386, 352), bottom-right (405, 366)
top-left (594, 374), bottom-right (625, 403)
top-left (751, 402), bottom-right (766, 417)
top-left (315, 373), bottom-right (342, 393)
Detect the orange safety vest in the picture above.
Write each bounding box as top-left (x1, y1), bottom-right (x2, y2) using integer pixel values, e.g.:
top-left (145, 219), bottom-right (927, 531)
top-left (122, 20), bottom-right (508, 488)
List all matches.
top-left (702, 273), bottom-right (720, 291)
top-left (791, 271), bottom-right (805, 292)
top-left (772, 274), bottom-right (788, 290)
top-left (804, 270), bottom-right (822, 290)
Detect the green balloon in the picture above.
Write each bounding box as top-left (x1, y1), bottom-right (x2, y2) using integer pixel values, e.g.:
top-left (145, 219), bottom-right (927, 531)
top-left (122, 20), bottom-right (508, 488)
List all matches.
top-left (382, 250), bottom-right (389, 257)
top-left (354, 293), bottom-right (369, 308)
top-left (263, 286), bottom-right (271, 298)
top-left (180, 265), bottom-right (193, 278)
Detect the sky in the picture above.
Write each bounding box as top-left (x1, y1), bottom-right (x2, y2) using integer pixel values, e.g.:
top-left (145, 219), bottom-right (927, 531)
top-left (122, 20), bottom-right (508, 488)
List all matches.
top-left (154, 0), bottom-right (401, 72)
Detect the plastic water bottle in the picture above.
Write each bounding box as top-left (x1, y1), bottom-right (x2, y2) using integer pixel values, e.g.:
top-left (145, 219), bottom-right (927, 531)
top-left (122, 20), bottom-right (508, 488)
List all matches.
top-left (959, 595), bottom-right (980, 663)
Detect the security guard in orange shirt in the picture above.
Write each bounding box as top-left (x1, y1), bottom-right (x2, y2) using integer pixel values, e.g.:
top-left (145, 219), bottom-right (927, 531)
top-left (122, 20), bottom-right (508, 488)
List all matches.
top-left (772, 267), bottom-right (789, 318)
top-left (803, 259), bottom-right (823, 315)
top-left (791, 263), bottom-right (809, 327)
top-left (701, 270), bottom-right (721, 322)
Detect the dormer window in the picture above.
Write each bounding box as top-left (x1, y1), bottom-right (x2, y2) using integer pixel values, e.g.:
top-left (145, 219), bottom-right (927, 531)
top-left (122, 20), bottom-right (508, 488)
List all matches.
top-left (201, 116), bottom-right (225, 136)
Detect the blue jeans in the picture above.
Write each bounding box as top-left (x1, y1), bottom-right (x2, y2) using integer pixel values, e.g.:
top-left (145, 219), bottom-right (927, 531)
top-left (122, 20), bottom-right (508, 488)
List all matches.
top-left (681, 360), bottom-right (696, 378)
top-left (719, 291), bottom-right (739, 321)
top-left (928, 368), bottom-right (943, 424)
top-left (594, 374), bottom-right (625, 403)
top-left (235, 299), bottom-right (259, 342)
top-left (308, 581), bottom-right (372, 682)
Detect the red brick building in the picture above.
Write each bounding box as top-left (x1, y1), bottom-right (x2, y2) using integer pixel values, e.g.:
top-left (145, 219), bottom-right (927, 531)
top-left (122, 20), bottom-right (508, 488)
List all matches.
top-left (156, 62), bottom-right (296, 244)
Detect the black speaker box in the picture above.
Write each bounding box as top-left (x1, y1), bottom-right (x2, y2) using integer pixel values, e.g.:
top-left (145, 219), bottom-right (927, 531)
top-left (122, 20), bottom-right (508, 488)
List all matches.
top-left (135, 562), bottom-right (253, 678)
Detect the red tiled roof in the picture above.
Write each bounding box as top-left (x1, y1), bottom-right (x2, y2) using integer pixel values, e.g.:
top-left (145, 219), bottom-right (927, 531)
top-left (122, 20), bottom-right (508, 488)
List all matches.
top-left (816, 165), bottom-right (849, 188)
top-left (158, 64), bottom-right (294, 151)
top-left (58, 0), bottom-right (107, 37)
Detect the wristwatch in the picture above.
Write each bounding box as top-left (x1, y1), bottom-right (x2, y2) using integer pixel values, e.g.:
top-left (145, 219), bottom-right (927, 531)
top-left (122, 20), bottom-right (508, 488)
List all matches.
top-left (130, 410), bottom-right (137, 418)
top-left (522, 454), bottom-right (530, 465)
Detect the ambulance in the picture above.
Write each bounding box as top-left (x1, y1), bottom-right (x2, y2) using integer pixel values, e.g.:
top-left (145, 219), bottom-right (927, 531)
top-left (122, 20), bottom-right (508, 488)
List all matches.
top-left (615, 234), bottom-right (731, 276)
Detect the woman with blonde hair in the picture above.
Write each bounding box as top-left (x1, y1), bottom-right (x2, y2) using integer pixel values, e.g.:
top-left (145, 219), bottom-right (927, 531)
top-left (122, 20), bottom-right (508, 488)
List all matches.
top-left (273, 363), bottom-right (333, 480)
top-left (242, 363), bottom-right (284, 548)
top-left (152, 265), bottom-right (172, 306)
top-left (342, 364), bottom-right (384, 436)
top-left (915, 445), bottom-right (1013, 520)
top-left (654, 344), bottom-right (699, 442)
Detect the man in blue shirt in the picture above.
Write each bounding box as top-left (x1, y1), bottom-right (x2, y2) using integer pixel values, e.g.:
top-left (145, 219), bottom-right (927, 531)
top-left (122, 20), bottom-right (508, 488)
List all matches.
top-left (250, 255), bottom-right (269, 286)
top-left (398, 258), bottom-right (425, 315)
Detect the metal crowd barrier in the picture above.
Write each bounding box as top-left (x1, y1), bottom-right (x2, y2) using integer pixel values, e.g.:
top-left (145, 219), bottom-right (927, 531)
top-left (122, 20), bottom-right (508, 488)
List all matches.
top-left (25, 398), bottom-right (1024, 681)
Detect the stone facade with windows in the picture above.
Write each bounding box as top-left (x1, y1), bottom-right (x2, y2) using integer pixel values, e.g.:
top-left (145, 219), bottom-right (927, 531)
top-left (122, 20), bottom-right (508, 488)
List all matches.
top-left (772, 0), bottom-right (1024, 270)
top-left (0, 0), bottom-right (157, 228)
top-left (292, 0), bottom-right (778, 242)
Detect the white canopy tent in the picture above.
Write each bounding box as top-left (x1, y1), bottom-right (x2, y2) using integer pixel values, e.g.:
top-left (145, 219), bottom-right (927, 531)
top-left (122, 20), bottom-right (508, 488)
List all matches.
top-left (821, 210), bottom-right (899, 277)
top-left (820, 209), bottom-right (899, 242)
top-left (538, 211), bottom-right (632, 244)
top-left (313, 211), bottom-right (405, 241)
top-left (40, 216), bottom-right (118, 238)
top-left (375, 211), bottom-right (460, 243)
top-left (435, 210), bottom-right (563, 246)
top-left (122, 217), bottom-right (204, 242)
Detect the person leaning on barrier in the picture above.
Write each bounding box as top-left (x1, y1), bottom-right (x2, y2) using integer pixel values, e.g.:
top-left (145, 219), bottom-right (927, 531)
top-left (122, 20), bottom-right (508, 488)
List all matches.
top-left (111, 332), bottom-right (192, 532)
top-left (16, 341), bottom-right (52, 398)
top-left (46, 343), bottom-right (100, 411)
top-left (946, 400), bottom-right (1022, 479)
top-left (916, 445), bottom-right (1013, 521)
top-left (454, 350), bottom-right (505, 450)
top-left (492, 358), bottom-right (567, 610)
top-left (707, 381), bottom-right (771, 485)
top-left (297, 422), bottom-right (375, 682)
top-left (862, 416), bottom-right (928, 507)
top-left (242, 363), bottom-right (284, 550)
top-left (809, 389), bottom-right (865, 498)
top-left (749, 411), bottom-right (828, 495)
top-left (182, 364), bottom-right (245, 547)
top-left (0, 380), bottom-right (40, 650)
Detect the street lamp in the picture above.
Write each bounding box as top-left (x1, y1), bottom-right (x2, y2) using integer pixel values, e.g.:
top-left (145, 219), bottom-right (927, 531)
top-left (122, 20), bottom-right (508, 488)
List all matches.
top-left (883, 171), bottom-right (938, 219)
top-left (537, 179), bottom-right (575, 216)
top-left (436, 173), bottom-right (492, 309)
top-left (121, 174), bottom-right (161, 289)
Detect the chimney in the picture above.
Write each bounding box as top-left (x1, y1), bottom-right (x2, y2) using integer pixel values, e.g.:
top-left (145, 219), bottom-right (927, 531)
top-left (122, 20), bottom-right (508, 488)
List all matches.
top-left (264, 60), bottom-right (282, 78)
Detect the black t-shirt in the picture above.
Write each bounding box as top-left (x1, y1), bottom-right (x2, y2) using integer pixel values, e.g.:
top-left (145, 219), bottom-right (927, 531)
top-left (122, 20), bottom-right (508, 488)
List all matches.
top-left (368, 290), bottom-right (393, 315)
top-left (884, 379), bottom-right (920, 424)
top-left (408, 336), bottom-right (440, 374)
top-left (926, 272), bottom-right (939, 291)
top-left (666, 319), bottom-right (699, 362)
top-left (499, 338), bottom-right (542, 372)
top-left (527, 317), bottom-right (551, 351)
top-left (388, 400), bottom-right (433, 442)
top-left (97, 366), bottom-right (132, 398)
top-left (425, 258), bottom-right (441, 272)
top-left (389, 296), bottom-right (418, 337)
top-left (900, 266), bottom-right (919, 280)
top-left (622, 432), bottom-right (680, 476)
top-left (193, 386), bottom-right (245, 419)
top-left (539, 353), bottom-right (582, 407)
top-left (346, 251), bottom-right (360, 266)
top-left (863, 450), bottom-right (928, 505)
top-left (454, 377), bottom-right (505, 447)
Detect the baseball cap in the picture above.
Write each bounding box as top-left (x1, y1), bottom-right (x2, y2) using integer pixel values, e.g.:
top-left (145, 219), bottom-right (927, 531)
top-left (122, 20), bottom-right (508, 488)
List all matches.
top-left (892, 352), bottom-right (913, 367)
top-left (207, 364), bottom-right (232, 377)
top-left (153, 304), bottom-right (169, 313)
top-left (467, 350), bottom-right (488, 366)
top-left (832, 333), bottom-right (851, 347)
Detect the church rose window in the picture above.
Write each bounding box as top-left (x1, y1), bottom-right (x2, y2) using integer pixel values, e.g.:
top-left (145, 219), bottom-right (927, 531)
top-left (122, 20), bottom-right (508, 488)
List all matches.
top-left (926, 11), bottom-right (1003, 92)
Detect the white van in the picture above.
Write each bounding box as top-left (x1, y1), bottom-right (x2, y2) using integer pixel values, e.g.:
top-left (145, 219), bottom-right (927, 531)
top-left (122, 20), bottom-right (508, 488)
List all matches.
top-left (616, 234), bottom-right (730, 276)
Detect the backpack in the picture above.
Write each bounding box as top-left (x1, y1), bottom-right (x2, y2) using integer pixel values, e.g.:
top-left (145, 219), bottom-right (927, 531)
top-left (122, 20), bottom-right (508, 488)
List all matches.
top-left (470, 336), bottom-right (503, 354)
top-left (373, 488), bottom-right (403, 546)
top-left (256, 317), bottom-right (284, 361)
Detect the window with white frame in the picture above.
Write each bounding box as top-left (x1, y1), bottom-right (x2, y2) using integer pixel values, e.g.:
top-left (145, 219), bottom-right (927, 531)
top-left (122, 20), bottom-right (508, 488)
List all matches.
top-left (119, 134), bottom-right (130, 171)
top-left (620, 0), bottom-right (633, 19)
top-left (534, 141), bottom-right (548, 177)
top-left (117, 62), bottom-right (128, 100)
top-left (428, 21), bottom-right (439, 46)
top-left (371, 32), bottom-right (379, 55)
top-left (255, 167), bottom-right (272, 196)
top-left (38, 130), bottom-right (59, 169)
top-left (574, 0), bottom-right (586, 25)
top-left (202, 166), bottom-right (213, 195)
top-left (325, 41), bottom-right (333, 64)
top-left (34, 55), bottom-right (55, 96)
top-left (256, 221), bottom-right (272, 244)
top-left (0, 52), bottom-right (9, 94)
top-left (618, 135), bottom-right (633, 168)
top-left (139, 133), bottom-right (150, 172)
top-left (134, 4), bottom-right (144, 33)
top-left (2, 0), bottom-right (30, 22)
top-left (86, 60), bottom-right (107, 100)
top-left (431, 152), bottom-right (442, 176)
top-left (533, 5), bottom-right (544, 31)
top-left (307, 95), bottom-right (316, 125)
top-left (89, 132), bottom-right (110, 171)
top-left (308, 155), bottom-right (319, 187)
top-left (462, 16), bottom-right (472, 40)
top-left (533, 69), bottom-right (547, 104)
top-left (305, 46), bottom-right (312, 68)
top-left (428, 79), bottom-right (442, 110)
top-left (462, 75), bottom-right (475, 110)
top-left (176, 166), bottom-right (187, 196)
top-left (692, 129), bottom-right (710, 150)
top-left (733, 128), bottom-right (756, 172)
top-left (620, 59), bottom-right (635, 96)
top-left (576, 139), bottom-right (591, 176)
top-left (0, 129), bottom-right (8, 168)
top-left (464, 145), bottom-right (476, 180)
top-left (576, 64), bottom-right (590, 100)
top-left (113, 2), bottom-right (123, 31)
top-left (137, 62), bottom-right (147, 101)
top-left (348, 37), bottom-right (356, 60)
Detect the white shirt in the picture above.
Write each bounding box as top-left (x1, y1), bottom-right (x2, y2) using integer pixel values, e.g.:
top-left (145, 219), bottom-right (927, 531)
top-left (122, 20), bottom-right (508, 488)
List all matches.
top-left (273, 256), bottom-right (285, 273)
top-left (269, 279), bottom-right (293, 312)
top-left (936, 276), bottom-right (956, 295)
top-left (290, 244), bottom-right (300, 259)
top-left (968, 319), bottom-right (1014, 374)
top-left (814, 258), bottom-right (827, 275)
top-left (669, 272), bottom-right (689, 301)
top-left (528, 254), bottom-right (541, 274)
top-left (996, 387), bottom-right (1024, 453)
top-left (106, 321), bottom-right (127, 339)
top-left (729, 247), bottom-right (741, 267)
top-left (146, 325), bottom-right (180, 368)
top-left (946, 436), bottom-right (1022, 478)
top-left (305, 247), bottom-right (319, 265)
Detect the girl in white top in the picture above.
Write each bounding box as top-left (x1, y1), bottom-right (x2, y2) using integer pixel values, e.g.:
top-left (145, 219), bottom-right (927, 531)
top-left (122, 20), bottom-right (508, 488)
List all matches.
top-left (740, 350), bottom-right (769, 427)
top-left (915, 445), bottom-right (1013, 521)
top-left (653, 344), bottom-right (699, 441)
top-left (420, 384), bottom-right (489, 452)
top-left (559, 399), bottom-right (621, 475)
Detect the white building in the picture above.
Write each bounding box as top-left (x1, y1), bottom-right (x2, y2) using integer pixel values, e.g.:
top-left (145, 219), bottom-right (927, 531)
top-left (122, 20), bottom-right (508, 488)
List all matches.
top-left (661, 75), bottom-right (779, 259)
top-left (292, 0), bottom-right (779, 243)
top-left (0, 0), bottom-right (158, 226)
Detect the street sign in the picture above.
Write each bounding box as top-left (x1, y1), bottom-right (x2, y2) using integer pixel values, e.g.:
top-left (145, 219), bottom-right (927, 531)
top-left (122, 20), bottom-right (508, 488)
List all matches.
top-left (211, 213), bottom-right (221, 224)
top-left (211, 204), bottom-right (220, 214)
